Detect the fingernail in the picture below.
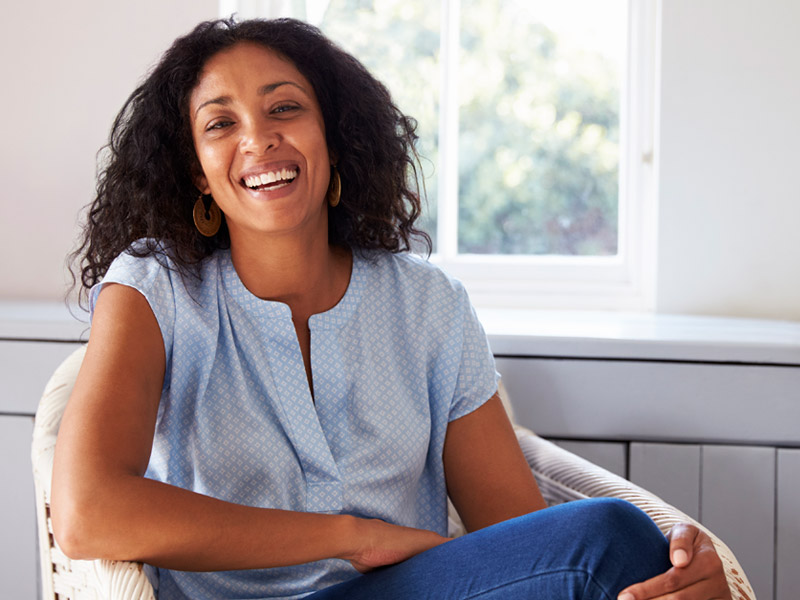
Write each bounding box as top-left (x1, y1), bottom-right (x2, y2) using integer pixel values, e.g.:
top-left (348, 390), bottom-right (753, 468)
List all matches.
top-left (618, 593), bottom-right (634, 600)
top-left (673, 548), bottom-right (689, 566)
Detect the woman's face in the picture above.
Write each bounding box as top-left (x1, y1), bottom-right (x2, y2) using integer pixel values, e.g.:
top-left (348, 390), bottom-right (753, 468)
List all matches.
top-left (189, 42), bottom-right (331, 243)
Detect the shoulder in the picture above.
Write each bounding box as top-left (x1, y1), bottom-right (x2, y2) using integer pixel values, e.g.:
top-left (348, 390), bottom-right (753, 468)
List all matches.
top-left (90, 240), bottom-right (220, 317)
top-left (95, 241), bottom-right (175, 304)
top-left (360, 250), bottom-right (466, 297)
top-left (356, 250), bottom-right (472, 325)
top-left (102, 239), bottom-right (221, 286)
top-left (103, 239), bottom-right (175, 283)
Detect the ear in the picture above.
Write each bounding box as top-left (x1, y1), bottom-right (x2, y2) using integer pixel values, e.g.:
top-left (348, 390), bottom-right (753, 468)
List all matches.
top-left (195, 174), bottom-right (211, 196)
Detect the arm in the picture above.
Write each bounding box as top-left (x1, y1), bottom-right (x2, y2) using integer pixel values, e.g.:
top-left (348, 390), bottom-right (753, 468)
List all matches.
top-left (442, 392), bottom-right (546, 532)
top-left (444, 393), bottom-right (731, 599)
top-left (51, 283), bottom-right (444, 572)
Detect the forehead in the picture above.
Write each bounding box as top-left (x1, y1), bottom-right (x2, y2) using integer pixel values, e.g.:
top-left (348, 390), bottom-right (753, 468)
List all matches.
top-left (190, 42), bottom-right (314, 104)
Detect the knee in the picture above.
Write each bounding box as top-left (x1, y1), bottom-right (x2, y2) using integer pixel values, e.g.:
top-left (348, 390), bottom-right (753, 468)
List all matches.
top-left (584, 498), bottom-right (660, 535)
top-left (482, 498), bottom-right (670, 596)
top-left (569, 498), bottom-right (666, 547)
top-left (569, 498), bottom-right (671, 582)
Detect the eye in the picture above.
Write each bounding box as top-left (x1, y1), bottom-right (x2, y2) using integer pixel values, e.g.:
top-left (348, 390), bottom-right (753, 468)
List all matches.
top-left (272, 103), bottom-right (300, 115)
top-left (205, 119), bottom-right (234, 132)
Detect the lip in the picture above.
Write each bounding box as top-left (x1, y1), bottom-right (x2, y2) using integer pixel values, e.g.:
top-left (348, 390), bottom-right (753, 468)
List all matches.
top-left (237, 160), bottom-right (301, 198)
top-left (238, 160), bottom-right (301, 184)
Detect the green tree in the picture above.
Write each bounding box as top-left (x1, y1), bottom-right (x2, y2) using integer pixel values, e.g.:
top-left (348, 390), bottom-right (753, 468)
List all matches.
top-left (319, 0), bottom-right (621, 256)
top-left (457, 0), bottom-right (619, 255)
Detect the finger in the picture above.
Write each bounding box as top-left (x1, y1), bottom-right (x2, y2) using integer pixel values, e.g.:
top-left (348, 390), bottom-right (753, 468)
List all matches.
top-left (667, 523), bottom-right (700, 567)
top-left (618, 542), bottom-right (729, 600)
top-left (617, 566), bottom-right (728, 600)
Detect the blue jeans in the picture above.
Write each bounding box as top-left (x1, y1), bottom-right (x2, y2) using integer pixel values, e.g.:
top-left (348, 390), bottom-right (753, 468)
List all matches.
top-left (308, 498), bottom-right (671, 599)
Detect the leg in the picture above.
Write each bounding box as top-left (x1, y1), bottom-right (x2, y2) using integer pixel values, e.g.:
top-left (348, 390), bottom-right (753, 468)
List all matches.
top-left (309, 498), bottom-right (671, 600)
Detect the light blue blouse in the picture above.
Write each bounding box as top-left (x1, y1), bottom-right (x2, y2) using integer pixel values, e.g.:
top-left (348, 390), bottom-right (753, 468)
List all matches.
top-left (91, 245), bottom-right (498, 600)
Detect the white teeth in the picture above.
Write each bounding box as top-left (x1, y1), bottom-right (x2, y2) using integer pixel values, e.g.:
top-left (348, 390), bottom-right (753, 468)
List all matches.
top-left (245, 168), bottom-right (297, 189)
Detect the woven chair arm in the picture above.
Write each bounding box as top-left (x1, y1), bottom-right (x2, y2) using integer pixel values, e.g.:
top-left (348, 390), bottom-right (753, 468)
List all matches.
top-left (49, 549), bottom-right (156, 600)
top-left (32, 345), bottom-right (156, 600)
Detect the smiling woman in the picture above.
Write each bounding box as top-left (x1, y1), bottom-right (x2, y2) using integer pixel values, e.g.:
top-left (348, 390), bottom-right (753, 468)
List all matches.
top-left (53, 16), bottom-right (729, 600)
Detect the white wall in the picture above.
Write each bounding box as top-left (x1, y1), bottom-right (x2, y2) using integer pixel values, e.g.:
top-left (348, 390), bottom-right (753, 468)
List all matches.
top-left (2, 0), bottom-right (799, 322)
top-left (0, 0), bottom-right (218, 302)
top-left (656, 0), bottom-right (800, 321)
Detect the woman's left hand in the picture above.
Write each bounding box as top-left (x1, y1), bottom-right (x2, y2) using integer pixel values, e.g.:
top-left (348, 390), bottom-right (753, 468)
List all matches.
top-left (617, 523), bottom-right (732, 600)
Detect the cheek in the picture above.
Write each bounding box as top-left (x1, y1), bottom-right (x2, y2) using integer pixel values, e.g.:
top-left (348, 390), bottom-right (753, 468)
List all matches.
top-left (194, 140), bottom-right (218, 169)
top-left (194, 142), bottom-right (233, 187)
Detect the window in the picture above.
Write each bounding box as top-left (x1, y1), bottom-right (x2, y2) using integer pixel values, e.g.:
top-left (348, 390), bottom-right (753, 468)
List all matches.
top-left (220, 0), bottom-right (658, 310)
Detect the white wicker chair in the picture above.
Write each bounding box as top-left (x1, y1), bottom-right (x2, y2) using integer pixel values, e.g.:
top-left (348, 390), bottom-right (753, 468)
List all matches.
top-left (32, 346), bottom-right (756, 600)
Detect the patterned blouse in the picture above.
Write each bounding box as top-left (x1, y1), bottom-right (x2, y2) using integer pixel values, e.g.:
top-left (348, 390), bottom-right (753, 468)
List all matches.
top-left (91, 244), bottom-right (499, 599)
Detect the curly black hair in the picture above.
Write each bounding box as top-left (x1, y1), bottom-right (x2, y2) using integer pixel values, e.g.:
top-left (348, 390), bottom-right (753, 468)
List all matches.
top-left (71, 17), bottom-right (430, 299)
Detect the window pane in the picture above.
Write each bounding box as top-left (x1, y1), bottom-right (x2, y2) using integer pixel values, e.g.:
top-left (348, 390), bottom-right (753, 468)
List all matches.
top-left (318, 0), bottom-right (441, 249)
top-left (458, 0), bottom-right (626, 255)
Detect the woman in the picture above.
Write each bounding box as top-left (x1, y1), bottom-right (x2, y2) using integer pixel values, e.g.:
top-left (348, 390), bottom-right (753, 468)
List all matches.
top-left (52, 17), bottom-right (730, 600)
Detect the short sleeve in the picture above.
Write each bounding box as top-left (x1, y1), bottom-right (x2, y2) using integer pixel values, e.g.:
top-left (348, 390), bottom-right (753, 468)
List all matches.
top-left (447, 284), bottom-right (500, 422)
top-left (89, 248), bottom-right (177, 371)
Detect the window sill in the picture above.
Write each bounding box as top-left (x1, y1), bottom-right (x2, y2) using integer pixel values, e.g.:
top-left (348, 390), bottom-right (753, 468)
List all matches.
top-left (479, 308), bottom-right (800, 366)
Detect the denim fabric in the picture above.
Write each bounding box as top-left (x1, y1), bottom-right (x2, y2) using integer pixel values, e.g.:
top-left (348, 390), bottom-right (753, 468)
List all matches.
top-left (308, 498), bottom-right (671, 600)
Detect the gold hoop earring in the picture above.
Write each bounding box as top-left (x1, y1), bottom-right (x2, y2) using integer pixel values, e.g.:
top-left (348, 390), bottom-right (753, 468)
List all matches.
top-left (193, 194), bottom-right (221, 237)
top-left (328, 167), bottom-right (341, 208)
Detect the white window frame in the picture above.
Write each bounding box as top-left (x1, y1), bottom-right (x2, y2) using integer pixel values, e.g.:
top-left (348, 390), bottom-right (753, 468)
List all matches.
top-left (220, 0), bottom-right (660, 311)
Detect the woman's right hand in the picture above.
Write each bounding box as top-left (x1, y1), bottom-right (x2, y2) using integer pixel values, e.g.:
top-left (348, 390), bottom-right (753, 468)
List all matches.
top-left (344, 518), bottom-right (449, 573)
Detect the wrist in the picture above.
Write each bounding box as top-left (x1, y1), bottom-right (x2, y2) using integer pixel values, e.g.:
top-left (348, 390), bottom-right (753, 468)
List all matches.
top-left (333, 514), bottom-right (365, 562)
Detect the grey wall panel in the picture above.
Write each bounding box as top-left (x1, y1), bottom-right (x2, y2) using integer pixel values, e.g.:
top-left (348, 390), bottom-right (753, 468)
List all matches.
top-left (0, 341), bottom-right (82, 414)
top-left (629, 442), bottom-right (701, 520)
top-left (701, 445), bottom-right (775, 600)
top-left (550, 440), bottom-right (628, 478)
top-left (777, 449), bottom-right (800, 600)
top-left (0, 416), bottom-right (37, 598)
top-left (495, 357), bottom-right (800, 446)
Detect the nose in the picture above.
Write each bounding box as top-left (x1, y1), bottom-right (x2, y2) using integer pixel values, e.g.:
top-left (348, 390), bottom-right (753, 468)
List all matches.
top-left (239, 119), bottom-right (280, 155)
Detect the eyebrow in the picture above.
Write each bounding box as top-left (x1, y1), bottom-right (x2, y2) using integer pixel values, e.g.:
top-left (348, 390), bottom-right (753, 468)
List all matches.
top-left (258, 80), bottom-right (307, 96)
top-left (194, 81), bottom-right (309, 117)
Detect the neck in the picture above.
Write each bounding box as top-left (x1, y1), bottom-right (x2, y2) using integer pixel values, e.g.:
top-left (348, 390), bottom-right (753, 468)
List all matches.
top-left (228, 229), bottom-right (351, 320)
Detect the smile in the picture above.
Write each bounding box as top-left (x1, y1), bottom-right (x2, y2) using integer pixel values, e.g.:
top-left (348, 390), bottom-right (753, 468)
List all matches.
top-left (242, 167), bottom-right (298, 191)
